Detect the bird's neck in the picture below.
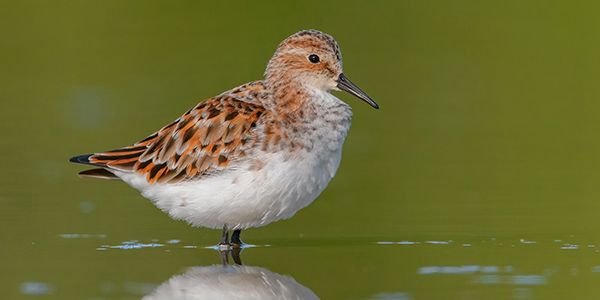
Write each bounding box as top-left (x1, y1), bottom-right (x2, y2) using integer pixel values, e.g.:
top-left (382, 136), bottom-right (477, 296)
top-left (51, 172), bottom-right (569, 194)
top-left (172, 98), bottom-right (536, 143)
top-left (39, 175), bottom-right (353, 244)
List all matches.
top-left (266, 76), bottom-right (336, 119)
top-left (259, 78), bottom-right (352, 154)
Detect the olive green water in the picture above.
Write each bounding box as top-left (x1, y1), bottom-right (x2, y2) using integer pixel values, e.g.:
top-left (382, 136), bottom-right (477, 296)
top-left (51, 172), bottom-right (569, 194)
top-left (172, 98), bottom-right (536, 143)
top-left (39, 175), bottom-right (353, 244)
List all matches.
top-left (2, 1), bottom-right (600, 299)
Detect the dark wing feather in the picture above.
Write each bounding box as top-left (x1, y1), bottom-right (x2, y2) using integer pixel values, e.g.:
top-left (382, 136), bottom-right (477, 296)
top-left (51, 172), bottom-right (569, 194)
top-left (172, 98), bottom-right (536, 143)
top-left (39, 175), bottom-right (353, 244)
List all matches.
top-left (72, 93), bottom-right (265, 184)
top-left (78, 168), bottom-right (119, 179)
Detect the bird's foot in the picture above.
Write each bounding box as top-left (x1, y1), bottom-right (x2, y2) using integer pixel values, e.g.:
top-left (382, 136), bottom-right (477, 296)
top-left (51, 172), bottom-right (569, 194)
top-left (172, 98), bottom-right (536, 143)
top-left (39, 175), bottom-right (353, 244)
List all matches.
top-left (217, 242), bottom-right (232, 251)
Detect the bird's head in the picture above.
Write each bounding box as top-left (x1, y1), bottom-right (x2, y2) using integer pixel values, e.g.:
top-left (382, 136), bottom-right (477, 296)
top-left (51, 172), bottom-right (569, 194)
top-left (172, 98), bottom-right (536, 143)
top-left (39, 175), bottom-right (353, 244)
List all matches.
top-left (265, 30), bottom-right (378, 109)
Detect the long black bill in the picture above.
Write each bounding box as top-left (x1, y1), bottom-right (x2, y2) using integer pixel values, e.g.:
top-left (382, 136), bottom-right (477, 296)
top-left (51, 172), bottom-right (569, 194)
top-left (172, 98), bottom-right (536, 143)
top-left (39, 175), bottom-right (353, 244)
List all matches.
top-left (336, 73), bottom-right (379, 109)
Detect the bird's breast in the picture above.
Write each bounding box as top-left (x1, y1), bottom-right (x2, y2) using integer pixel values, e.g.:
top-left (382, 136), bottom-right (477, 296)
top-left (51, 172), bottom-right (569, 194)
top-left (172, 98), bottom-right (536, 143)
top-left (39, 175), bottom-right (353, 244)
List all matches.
top-left (271, 90), bottom-right (353, 153)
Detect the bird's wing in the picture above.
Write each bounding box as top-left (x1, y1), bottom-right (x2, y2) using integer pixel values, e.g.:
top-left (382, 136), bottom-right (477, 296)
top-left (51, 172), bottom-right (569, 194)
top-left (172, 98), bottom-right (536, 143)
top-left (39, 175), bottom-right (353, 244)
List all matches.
top-left (72, 83), bottom-right (267, 184)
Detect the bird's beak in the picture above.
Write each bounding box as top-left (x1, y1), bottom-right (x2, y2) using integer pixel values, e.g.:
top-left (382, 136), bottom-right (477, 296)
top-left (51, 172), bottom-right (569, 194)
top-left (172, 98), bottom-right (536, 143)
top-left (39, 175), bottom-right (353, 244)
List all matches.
top-left (336, 73), bottom-right (379, 109)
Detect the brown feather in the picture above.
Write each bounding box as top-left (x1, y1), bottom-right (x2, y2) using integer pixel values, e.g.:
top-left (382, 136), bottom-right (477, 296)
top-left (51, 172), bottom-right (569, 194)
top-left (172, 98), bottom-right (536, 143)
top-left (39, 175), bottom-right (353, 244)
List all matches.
top-left (85, 81), bottom-right (268, 184)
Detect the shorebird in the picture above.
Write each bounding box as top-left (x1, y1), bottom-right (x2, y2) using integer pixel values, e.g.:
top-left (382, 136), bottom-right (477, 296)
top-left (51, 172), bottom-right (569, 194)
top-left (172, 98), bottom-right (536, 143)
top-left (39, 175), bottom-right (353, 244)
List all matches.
top-left (70, 29), bottom-right (378, 247)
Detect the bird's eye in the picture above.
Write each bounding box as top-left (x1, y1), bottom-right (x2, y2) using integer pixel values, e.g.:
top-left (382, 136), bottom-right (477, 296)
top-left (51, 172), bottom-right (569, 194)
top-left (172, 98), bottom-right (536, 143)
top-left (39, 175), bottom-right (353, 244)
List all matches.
top-left (308, 54), bottom-right (320, 63)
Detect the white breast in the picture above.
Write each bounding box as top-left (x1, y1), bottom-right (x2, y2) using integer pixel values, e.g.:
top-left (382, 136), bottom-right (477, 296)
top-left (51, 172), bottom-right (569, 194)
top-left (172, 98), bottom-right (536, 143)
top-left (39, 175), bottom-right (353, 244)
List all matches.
top-left (117, 91), bottom-right (352, 229)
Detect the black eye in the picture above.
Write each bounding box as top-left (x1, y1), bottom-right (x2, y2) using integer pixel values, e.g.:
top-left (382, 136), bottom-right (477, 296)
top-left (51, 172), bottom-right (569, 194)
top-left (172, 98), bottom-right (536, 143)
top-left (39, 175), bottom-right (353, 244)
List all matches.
top-left (308, 54), bottom-right (320, 63)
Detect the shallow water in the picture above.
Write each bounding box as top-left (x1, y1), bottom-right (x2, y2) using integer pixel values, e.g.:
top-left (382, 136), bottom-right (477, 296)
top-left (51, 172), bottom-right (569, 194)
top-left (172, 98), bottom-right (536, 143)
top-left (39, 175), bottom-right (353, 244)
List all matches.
top-left (2, 1), bottom-right (600, 299)
top-left (7, 234), bottom-right (600, 299)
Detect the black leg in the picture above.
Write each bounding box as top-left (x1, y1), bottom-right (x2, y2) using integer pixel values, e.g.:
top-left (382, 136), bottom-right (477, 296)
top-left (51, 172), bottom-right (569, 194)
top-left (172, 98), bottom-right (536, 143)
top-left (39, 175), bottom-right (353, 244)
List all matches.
top-left (231, 247), bottom-right (243, 265)
top-left (219, 225), bottom-right (229, 245)
top-left (231, 229), bottom-right (242, 246)
top-left (215, 226), bottom-right (243, 266)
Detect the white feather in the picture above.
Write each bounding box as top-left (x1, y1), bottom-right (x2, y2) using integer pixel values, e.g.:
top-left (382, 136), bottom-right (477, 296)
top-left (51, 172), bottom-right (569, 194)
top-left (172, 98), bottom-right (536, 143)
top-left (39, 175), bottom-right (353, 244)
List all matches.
top-left (115, 91), bottom-right (351, 229)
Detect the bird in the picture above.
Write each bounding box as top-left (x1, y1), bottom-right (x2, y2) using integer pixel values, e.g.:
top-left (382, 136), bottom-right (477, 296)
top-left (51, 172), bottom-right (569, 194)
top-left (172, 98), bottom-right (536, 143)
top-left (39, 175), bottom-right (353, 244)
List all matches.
top-left (69, 29), bottom-right (379, 248)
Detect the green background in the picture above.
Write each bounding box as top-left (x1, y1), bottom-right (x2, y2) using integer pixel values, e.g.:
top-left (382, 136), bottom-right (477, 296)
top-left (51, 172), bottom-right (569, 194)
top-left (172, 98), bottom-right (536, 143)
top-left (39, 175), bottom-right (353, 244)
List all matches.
top-left (2, 1), bottom-right (600, 299)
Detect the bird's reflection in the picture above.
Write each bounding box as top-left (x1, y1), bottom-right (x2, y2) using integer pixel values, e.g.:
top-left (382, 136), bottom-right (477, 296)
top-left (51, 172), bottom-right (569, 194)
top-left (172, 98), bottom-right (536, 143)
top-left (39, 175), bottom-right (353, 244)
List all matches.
top-left (143, 249), bottom-right (319, 300)
top-left (221, 247), bottom-right (243, 265)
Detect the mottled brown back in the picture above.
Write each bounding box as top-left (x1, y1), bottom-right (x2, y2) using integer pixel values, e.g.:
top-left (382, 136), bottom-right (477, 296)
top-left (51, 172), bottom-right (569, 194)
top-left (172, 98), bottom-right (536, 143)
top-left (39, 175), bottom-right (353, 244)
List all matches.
top-left (86, 82), bottom-right (267, 184)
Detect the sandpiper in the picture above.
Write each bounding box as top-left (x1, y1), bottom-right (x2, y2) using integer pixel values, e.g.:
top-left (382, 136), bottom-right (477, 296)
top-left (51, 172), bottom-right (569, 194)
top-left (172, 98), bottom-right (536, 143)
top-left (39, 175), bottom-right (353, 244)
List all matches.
top-left (70, 29), bottom-right (378, 247)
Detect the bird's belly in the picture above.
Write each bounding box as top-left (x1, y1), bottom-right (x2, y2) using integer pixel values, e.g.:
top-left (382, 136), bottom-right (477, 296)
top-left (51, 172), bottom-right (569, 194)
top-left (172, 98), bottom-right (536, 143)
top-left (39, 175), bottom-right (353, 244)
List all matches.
top-left (120, 148), bottom-right (343, 229)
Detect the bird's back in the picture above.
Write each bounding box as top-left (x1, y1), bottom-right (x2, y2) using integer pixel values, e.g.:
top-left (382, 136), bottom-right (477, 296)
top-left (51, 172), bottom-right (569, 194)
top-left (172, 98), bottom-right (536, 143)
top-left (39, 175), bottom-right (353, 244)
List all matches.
top-left (70, 81), bottom-right (270, 184)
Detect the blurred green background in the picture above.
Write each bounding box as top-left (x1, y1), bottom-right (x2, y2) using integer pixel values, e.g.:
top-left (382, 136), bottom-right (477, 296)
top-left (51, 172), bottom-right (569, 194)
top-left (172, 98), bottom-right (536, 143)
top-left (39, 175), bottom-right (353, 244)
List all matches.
top-left (2, 1), bottom-right (600, 299)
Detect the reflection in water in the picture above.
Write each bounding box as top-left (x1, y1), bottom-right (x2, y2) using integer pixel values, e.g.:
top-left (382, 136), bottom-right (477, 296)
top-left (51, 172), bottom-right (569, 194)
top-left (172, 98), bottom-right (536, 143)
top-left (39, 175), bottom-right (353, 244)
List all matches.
top-left (143, 251), bottom-right (318, 300)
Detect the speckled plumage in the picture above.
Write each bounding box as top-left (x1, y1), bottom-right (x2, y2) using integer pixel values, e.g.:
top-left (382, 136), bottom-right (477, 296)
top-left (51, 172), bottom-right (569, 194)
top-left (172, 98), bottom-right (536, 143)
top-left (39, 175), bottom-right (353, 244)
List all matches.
top-left (70, 29), bottom-right (377, 238)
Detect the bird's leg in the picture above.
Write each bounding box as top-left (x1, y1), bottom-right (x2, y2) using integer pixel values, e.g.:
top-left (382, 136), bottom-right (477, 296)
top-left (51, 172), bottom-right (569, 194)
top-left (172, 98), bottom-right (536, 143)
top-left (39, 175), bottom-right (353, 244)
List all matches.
top-left (216, 226), bottom-right (242, 265)
top-left (231, 229), bottom-right (243, 247)
top-left (218, 225), bottom-right (230, 250)
top-left (219, 248), bottom-right (229, 266)
top-left (231, 246), bottom-right (243, 265)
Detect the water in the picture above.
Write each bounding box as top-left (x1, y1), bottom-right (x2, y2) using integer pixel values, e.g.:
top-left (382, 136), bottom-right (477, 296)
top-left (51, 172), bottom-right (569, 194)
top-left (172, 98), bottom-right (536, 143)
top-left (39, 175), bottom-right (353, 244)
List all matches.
top-left (5, 235), bottom-right (600, 299)
top-left (2, 1), bottom-right (600, 299)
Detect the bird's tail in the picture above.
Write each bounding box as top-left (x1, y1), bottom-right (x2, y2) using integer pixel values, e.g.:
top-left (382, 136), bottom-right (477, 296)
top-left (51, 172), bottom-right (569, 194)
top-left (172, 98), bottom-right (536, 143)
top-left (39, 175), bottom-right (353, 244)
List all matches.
top-left (69, 154), bottom-right (119, 180)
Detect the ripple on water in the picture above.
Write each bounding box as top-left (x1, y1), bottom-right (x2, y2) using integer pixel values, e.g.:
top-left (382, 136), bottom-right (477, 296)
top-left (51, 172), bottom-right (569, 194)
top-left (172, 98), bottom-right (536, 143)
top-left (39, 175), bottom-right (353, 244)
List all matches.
top-left (369, 292), bottom-right (412, 300)
top-left (473, 275), bottom-right (547, 286)
top-left (418, 265), bottom-right (503, 275)
top-left (560, 244), bottom-right (579, 250)
top-left (59, 233), bottom-right (106, 239)
top-left (374, 238), bottom-right (600, 252)
top-left (96, 241), bottom-right (164, 250)
top-left (20, 282), bottom-right (55, 295)
top-left (519, 239), bottom-right (537, 244)
top-left (425, 240), bottom-right (452, 245)
top-left (376, 240), bottom-right (454, 245)
top-left (203, 244), bottom-right (267, 250)
top-left (376, 241), bottom-right (420, 245)
top-left (417, 265), bottom-right (546, 286)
